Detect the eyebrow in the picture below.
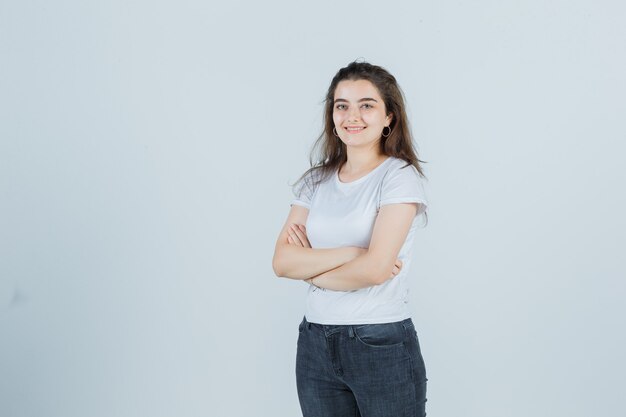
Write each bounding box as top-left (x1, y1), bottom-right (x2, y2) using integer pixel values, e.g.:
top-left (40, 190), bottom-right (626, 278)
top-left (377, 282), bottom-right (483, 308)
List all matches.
top-left (333, 97), bottom-right (379, 104)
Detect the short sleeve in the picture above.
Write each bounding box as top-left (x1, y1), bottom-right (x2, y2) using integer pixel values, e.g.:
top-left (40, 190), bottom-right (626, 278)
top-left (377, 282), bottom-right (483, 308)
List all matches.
top-left (290, 169), bottom-right (320, 209)
top-left (378, 162), bottom-right (428, 218)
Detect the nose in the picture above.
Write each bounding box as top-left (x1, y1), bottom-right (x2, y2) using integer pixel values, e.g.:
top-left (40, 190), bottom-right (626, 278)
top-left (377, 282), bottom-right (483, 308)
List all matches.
top-left (347, 105), bottom-right (360, 122)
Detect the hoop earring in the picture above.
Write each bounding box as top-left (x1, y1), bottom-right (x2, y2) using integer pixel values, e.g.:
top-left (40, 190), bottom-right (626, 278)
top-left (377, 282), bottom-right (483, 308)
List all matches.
top-left (333, 127), bottom-right (339, 137)
top-left (382, 126), bottom-right (392, 138)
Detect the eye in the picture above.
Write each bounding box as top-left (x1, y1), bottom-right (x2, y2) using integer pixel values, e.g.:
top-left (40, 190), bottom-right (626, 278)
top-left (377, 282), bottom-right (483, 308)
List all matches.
top-left (335, 104), bottom-right (347, 110)
top-left (361, 103), bottom-right (373, 109)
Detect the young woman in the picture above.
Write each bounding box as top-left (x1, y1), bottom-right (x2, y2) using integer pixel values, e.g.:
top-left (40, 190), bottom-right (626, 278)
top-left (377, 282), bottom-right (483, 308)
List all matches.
top-left (272, 61), bottom-right (429, 417)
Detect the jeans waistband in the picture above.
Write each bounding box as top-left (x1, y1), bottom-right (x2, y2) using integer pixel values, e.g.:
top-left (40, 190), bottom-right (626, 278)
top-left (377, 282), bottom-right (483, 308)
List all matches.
top-left (302, 316), bottom-right (413, 336)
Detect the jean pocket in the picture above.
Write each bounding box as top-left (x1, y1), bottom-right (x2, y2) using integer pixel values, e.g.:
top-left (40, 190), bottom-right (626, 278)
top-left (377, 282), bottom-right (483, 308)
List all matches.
top-left (353, 322), bottom-right (406, 348)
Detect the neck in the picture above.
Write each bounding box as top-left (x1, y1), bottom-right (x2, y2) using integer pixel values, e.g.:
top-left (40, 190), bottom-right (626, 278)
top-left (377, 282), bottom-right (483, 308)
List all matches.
top-left (343, 148), bottom-right (387, 173)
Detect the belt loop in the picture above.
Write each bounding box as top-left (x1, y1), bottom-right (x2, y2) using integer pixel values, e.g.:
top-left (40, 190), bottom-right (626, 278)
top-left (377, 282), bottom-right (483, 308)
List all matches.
top-left (348, 326), bottom-right (355, 338)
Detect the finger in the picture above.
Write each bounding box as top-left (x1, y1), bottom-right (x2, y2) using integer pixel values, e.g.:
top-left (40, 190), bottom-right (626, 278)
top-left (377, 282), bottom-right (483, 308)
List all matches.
top-left (291, 224), bottom-right (307, 240)
top-left (287, 230), bottom-right (299, 245)
top-left (291, 225), bottom-right (307, 246)
top-left (288, 225), bottom-right (304, 246)
top-left (295, 224), bottom-right (312, 248)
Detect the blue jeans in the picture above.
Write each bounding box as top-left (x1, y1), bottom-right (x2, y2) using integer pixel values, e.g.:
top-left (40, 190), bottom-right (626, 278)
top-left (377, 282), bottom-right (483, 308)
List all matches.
top-left (296, 316), bottom-right (427, 417)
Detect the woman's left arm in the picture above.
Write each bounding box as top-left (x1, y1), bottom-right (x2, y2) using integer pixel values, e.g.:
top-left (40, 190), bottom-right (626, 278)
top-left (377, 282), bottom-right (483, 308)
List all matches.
top-left (302, 203), bottom-right (419, 291)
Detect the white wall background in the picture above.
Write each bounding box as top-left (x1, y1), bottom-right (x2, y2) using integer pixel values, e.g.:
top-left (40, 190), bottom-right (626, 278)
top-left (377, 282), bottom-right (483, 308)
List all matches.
top-left (1, 1), bottom-right (625, 416)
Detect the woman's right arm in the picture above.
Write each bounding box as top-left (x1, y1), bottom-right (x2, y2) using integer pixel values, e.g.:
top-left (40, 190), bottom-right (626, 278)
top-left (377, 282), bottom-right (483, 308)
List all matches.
top-left (272, 205), bottom-right (364, 280)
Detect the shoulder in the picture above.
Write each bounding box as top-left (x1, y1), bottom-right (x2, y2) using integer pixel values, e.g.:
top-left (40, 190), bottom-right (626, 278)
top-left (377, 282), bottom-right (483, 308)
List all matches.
top-left (303, 166), bottom-right (330, 189)
top-left (378, 157), bottom-right (428, 201)
top-left (384, 157), bottom-right (421, 179)
top-left (297, 167), bottom-right (323, 187)
top-left (377, 157), bottom-right (428, 221)
top-left (293, 166), bottom-right (329, 197)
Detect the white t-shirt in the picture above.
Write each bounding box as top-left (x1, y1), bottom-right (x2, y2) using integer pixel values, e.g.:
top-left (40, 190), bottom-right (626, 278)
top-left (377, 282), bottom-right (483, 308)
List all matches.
top-left (290, 156), bottom-right (428, 325)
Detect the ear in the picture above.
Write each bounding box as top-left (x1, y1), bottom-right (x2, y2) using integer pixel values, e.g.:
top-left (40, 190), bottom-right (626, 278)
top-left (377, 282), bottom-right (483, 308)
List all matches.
top-left (386, 113), bottom-right (393, 125)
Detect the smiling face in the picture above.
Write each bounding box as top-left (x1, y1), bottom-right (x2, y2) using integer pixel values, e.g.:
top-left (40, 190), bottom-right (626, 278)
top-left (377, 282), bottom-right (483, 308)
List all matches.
top-left (332, 79), bottom-right (393, 149)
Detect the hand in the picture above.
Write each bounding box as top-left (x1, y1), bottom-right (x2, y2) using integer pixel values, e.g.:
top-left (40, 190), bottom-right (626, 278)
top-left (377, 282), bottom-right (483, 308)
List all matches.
top-left (389, 258), bottom-right (403, 279)
top-left (287, 223), bottom-right (311, 248)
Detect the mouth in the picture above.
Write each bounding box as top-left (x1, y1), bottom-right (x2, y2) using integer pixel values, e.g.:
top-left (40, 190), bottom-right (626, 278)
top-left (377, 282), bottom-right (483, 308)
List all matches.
top-left (344, 126), bottom-right (366, 134)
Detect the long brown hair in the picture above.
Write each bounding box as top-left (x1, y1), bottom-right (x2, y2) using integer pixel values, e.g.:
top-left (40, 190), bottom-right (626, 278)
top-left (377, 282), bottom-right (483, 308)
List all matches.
top-left (292, 61), bottom-right (427, 194)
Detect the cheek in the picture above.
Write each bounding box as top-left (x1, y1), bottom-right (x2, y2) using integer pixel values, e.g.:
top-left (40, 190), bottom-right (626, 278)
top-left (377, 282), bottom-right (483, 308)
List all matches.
top-left (366, 111), bottom-right (386, 125)
top-left (332, 112), bottom-right (343, 125)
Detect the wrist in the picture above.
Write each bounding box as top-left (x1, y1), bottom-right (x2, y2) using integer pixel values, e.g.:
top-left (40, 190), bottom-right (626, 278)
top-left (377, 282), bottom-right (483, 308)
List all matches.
top-left (307, 275), bottom-right (326, 291)
top-left (345, 246), bottom-right (364, 263)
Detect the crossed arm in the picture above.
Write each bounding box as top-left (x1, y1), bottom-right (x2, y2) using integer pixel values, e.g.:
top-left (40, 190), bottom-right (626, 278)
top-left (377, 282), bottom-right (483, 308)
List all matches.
top-left (272, 203), bottom-right (418, 291)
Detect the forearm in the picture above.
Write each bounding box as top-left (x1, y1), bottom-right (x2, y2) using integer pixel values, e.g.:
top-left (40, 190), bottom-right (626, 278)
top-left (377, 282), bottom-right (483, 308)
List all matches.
top-left (307, 254), bottom-right (389, 292)
top-left (273, 245), bottom-right (359, 280)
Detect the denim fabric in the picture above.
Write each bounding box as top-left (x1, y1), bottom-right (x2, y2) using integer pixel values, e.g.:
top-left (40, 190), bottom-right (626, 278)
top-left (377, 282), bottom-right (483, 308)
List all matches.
top-left (296, 316), bottom-right (427, 417)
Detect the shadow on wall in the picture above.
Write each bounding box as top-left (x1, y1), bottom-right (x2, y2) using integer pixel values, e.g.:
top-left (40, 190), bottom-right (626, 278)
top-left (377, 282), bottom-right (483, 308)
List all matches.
top-left (0, 281), bottom-right (27, 313)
